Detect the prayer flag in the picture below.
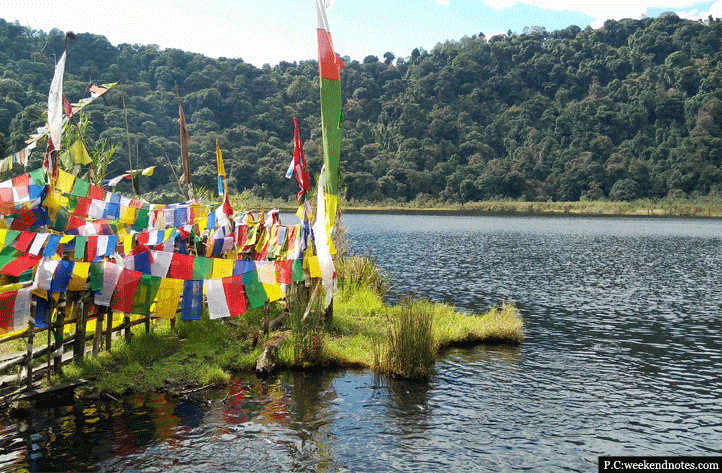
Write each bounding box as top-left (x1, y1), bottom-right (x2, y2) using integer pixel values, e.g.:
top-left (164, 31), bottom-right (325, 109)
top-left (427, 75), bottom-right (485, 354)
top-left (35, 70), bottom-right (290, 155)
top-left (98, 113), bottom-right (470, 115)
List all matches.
top-left (223, 275), bottom-right (246, 316)
top-left (241, 270), bottom-right (267, 309)
top-left (216, 139), bottom-right (226, 197)
top-left (155, 277), bottom-right (183, 319)
top-left (110, 269), bottom-right (141, 313)
top-left (181, 280), bottom-right (203, 321)
top-left (94, 261), bottom-right (122, 306)
top-left (205, 278), bottom-right (229, 319)
top-left (132, 274), bottom-right (161, 315)
top-left (286, 117), bottom-right (311, 204)
top-left (316, 0), bottom-right (344, 237)
top-left (178, 95), bottom-right (191, 187)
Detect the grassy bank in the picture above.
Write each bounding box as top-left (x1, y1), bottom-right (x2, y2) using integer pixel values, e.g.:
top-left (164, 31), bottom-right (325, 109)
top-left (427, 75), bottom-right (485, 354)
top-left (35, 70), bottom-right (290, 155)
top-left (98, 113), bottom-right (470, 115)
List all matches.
top-left (56, 257), bottom-right (523, 395)
top-left (340, 196), bottom-right (722, 217)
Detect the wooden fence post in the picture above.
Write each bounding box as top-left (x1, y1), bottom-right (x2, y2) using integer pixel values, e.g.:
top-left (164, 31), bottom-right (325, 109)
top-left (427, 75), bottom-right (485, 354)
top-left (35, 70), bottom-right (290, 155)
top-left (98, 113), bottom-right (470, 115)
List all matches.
top-left (25, 297), bottom-right (36, 392)
top-left (73, 295), bottom-right (88, 362)
top-left (263, 301), bottom-right (270, 335)
top-left (123, 313), bottom-right (132, 342)
top-left (53, 294), bottom-right (65, 374)
top-left (93, 303), bottom-right (103, 358)
top-left (105, 306), bottom-right (113, 352)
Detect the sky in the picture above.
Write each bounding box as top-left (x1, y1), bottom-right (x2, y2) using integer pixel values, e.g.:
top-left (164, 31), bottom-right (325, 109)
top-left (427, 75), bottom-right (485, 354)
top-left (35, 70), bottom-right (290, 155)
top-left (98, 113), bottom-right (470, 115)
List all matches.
top-left (2, 0), bottom-right (722, 68)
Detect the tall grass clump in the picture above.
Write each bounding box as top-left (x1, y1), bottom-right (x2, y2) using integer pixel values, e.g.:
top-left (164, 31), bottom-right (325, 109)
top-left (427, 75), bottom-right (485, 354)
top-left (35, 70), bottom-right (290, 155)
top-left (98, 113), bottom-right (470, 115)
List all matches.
top-left (385, 301), bottom-right (435, 379)
top-left (336, 254), bottom-right (391, 296)
top-left (288, 284), bottom-right (326, 366)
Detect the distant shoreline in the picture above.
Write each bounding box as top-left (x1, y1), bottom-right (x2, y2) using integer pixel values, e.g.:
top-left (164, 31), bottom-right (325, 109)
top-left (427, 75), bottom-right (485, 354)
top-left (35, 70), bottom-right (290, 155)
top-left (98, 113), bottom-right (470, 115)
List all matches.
top-left (269, 199), bottom-right (722, 218)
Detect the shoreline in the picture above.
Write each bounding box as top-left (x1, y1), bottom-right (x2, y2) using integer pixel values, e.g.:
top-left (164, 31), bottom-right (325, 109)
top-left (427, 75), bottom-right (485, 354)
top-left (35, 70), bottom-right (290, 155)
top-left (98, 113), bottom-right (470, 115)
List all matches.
top-left (266, 199), bottom-right (722, 218)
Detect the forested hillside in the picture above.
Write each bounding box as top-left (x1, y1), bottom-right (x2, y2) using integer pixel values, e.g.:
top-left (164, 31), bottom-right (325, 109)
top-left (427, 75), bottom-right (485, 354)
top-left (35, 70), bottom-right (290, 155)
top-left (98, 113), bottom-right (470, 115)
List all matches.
top-left (1, 13), bottom-right (721, 204)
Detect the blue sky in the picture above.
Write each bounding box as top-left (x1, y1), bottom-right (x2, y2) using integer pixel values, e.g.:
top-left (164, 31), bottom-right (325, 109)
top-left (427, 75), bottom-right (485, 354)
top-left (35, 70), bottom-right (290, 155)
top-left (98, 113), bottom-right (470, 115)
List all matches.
top-left (2, 1), bottom-right (721, 67)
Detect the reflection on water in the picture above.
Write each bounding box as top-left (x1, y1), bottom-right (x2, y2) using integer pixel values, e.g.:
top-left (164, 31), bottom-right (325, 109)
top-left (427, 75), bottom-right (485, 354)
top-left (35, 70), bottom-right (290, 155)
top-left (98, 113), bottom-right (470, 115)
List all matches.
top-left (1, 213), bottom-right (721, 472)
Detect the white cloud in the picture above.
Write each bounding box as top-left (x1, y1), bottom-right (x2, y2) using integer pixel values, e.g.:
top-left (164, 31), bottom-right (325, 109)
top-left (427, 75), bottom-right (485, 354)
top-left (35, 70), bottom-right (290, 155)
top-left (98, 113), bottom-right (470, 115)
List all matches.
top-left (480, 1), bottom-right (722, 28)
top-left (676, 0), bottom-right (722, 21)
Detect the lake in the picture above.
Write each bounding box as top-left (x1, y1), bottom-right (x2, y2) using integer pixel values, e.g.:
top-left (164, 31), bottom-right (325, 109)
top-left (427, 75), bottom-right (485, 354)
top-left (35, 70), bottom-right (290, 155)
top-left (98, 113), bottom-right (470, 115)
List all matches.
top-left (0, 212), bottom-right (720, 472)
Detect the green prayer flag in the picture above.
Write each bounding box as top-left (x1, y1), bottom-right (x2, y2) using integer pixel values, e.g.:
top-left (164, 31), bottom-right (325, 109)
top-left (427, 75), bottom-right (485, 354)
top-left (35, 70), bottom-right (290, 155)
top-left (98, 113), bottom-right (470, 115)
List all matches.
top-left (4, 230), bottom-right (20, 246)
top-left (241, 270), bottom-right (267, 309)
top-left (292, 258), bottom-right (304, 282)
top-left (132, 274), bottom-right (161, 315)
top-left (70, 177), bottom-right (90, 197)
top-left (0, 246), bottom-right (17, 271)
top-left (28, 168), bottom-right (45, 186)
top-left (75, 236), bottom-right (87, 261)
top-left (53, 207), bottom-right (70, 232)
top-left (135, 208), bottom-right (149, 229)
top-left (90, 262), bottom-right (105, 292)
top-left (192, 257), bottom-right (213, 280)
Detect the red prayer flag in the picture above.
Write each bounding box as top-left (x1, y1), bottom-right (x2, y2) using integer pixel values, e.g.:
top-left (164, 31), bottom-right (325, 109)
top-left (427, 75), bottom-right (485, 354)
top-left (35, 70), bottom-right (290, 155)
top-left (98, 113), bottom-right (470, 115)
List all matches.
top-left (169, 253), bottom-right (194, 280)
top-left (275, 260), bottom-right (293, 284)
top-left (222, 275), bottom-right (246, 317)
top-left (110, 268), bottom-right (142, 313)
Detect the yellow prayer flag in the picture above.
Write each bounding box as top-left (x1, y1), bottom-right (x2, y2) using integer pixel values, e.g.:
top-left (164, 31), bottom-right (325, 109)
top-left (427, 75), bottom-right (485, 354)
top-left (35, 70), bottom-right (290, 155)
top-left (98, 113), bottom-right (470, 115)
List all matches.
top-left (154, 278), bottom-right (183, 319)
top-left (211, 259), bottom-right (235, 279)
top-left (69, 140), bottom-right (92, 165)
top-left (141, 166), bottom-right (156, 176)
top-left (262, 283), bottom-right (284, 303)
top-left (123, 235), bottom-right (133, 254)
top-left (216, 140), bottom-right (225, 178)
top-left (68, 262), bottom-right (90, 291)
top-left (120, 206), bottom-right (137, 225)
top-left (57, 169), bottom-right (75, 194)
top-left (307, 255), bottom-right (321, 278)
top-left (60, 235), bottom-right (74, 244)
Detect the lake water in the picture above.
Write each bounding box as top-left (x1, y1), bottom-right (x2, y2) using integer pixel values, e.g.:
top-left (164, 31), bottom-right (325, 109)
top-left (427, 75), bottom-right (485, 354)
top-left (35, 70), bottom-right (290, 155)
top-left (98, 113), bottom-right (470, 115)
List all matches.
top-left (1, 212), bottom-right (720, 472)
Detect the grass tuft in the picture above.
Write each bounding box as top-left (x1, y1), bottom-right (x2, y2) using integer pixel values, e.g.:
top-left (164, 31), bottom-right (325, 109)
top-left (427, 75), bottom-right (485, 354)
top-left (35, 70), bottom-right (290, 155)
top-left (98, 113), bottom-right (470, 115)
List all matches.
top-left (384, 300), bottom-right (435, 379)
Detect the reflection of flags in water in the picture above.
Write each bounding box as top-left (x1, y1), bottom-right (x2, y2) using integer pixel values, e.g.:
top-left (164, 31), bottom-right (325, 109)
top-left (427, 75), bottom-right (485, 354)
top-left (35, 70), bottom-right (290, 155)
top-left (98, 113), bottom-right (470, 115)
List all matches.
top-left (316, 0), bottom-right (344, 241)
top-left (285, 117), bottom-right (311, 204)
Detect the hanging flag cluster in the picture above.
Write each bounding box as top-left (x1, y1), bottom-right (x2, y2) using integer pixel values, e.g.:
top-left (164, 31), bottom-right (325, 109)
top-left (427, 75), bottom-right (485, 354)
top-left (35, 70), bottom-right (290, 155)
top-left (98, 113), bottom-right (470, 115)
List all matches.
top-left (0, 1), bottom-right (344, 335)
top-left (0, 164), bottom-right (331, 336)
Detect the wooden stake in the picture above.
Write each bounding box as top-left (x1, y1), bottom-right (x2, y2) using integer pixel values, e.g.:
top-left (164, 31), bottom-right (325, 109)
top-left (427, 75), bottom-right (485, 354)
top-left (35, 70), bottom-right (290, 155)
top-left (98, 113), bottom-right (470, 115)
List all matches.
top-left (53, 294), bottom-right (65, 374)
top-left (105, 306), bottom-right (112, 352)
top-left (93, 306), bottom-right (103, 358)
top-left (123, 313), bottom-right (132, 342)
top-left (73, 296), bottom-right (87, 362)
top-left (263, 301), bottom-right (270, 335)
top-left (25, 298), bottom-right (36, 392)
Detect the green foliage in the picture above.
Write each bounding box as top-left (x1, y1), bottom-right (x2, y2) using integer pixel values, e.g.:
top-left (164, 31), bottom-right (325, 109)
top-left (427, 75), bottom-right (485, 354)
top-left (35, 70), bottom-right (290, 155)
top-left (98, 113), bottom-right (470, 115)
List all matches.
top-left (3, 15), bottom-right (722, 203)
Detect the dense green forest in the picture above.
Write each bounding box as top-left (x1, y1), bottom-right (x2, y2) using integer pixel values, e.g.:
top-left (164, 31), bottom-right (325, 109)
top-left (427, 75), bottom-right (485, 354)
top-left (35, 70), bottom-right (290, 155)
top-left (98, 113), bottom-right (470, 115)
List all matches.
top-left (0, 13), bottom-right (721, 204)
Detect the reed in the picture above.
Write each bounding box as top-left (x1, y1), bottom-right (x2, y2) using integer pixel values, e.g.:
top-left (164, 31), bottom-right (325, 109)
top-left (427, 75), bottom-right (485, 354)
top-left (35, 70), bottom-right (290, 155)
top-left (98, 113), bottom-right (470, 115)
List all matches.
top-left (383, 300), bottom-right (435, 379)
top-left (287, 284), bottom-right (325, 367)
top-left (336, 254), bottom-right (391, 296)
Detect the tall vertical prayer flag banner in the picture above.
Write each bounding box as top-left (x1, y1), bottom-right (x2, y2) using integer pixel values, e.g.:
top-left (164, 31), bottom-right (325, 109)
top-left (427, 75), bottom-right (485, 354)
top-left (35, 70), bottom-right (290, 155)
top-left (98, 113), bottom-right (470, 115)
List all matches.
top-left (46, 50), bottom-right (67, 187)
top-left (316, 0), bottom-right (344, 239)
top-left (286, 117), bottom-right (311, 204)
top-left (216, 139), bottom-right (226, 198)
top-left (176, 89), bottom-right (194, 200)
